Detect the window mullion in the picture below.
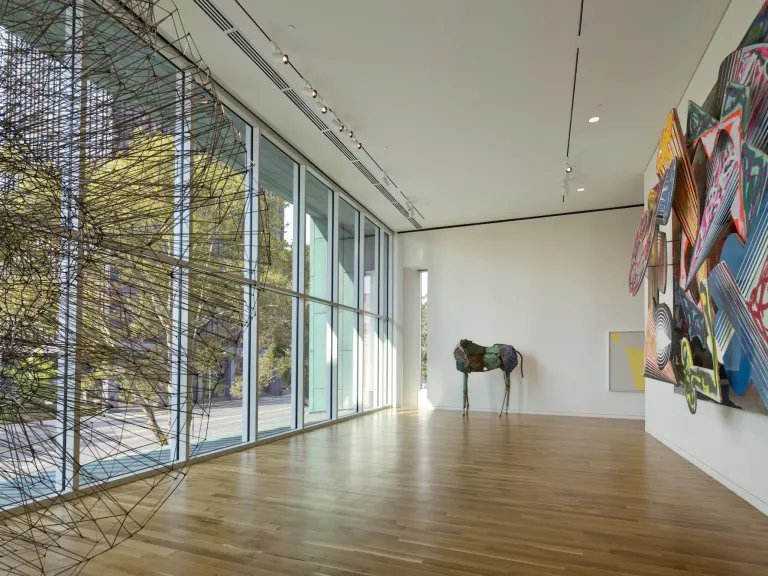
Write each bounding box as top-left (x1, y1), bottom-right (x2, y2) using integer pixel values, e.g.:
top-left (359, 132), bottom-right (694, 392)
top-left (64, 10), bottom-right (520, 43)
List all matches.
top-left (56, 0), bottom-right (84, 494)
top-left (170, 70), bottom-right (191, 463)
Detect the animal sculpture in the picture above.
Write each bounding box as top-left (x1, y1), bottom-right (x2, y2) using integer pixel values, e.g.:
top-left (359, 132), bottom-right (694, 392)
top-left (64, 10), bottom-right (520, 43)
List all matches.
top-left (454, 340), bottom-right (524, 416)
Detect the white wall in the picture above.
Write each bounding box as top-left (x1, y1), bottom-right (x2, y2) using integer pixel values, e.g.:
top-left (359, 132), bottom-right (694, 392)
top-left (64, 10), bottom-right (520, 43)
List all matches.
top-left (643, 0), bottom-right (768, 516)
top-left (398, 207), bottom-right (645, 418)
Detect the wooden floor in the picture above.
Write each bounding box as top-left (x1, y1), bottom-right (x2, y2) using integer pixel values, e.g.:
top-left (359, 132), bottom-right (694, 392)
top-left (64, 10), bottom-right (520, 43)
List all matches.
top-left (82, 410), bottom-right (768, 576)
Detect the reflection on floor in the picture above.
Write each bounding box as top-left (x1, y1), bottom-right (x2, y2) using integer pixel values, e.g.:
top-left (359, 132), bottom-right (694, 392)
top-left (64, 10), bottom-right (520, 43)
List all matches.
top-left (79, 410), bottom-right (768, 576)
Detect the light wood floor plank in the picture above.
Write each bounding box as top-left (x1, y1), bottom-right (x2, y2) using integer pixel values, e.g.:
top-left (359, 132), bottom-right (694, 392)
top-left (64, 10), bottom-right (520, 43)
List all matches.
top-left (80, 410), bottom-right (768, 575)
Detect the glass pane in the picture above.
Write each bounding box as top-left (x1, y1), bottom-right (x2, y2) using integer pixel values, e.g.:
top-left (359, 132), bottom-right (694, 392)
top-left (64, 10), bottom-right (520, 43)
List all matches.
top-left (338, 200), bottom-right (358, 307)
top-left (0, 9), bottom-right (67, 507)
top-left (337, 310), bottom-right (358, 417)
top-left (189, 92), bottom-right (247, 272)
top-left (260, 137), bottom-right (296, 290)
top-left (76, 8), bottom-right (181, 483)
top-left (188, 99), bottom-right (249, 454)
top-left (362, 317), bottom-right (379, 410)
top-left (79, 256), bottom-right (175, 482)
top-left (188, 274), bottom-right (247, 455)
top-left (304, 302), bottom-right (331, 426)
top-left (258, 291), bottom-right (295, 437)
top-left (382, 232), bottom-right (390, 317)
top-left (305, 173), bottom-right (332, 300)
top-left (363, 219), bottom-right (380, 314)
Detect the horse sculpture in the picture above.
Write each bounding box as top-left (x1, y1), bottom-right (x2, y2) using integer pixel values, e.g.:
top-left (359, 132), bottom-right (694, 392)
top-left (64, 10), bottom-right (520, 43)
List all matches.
top-left (454, 339), bottom-right (524, 416)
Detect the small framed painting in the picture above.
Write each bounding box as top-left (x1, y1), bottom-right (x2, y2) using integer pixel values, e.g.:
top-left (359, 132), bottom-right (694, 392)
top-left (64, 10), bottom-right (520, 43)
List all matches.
top-left (608, 331), bottom-right (645, 392)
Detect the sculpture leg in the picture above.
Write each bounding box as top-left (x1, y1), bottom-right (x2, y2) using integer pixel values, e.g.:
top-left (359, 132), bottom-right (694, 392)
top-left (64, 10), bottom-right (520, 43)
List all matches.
top-left (499, 371), bottom-right (509, 417)
top-left (505, 371), bottom-right (511, 414)
top-left (462, 372), bottom-right (469, 417)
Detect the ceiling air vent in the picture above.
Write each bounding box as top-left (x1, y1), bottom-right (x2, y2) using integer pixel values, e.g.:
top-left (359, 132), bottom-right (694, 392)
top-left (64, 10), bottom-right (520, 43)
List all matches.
top-left (285, 89), bottom-right (328, 131)
top-left (352, 160), bottom-right (378, 185)
top-left (324, 131), bottom-right (357, 161)
top-left (228, 30), bottom-right (288, 91)
top-left (375, 184), bottom-right (397, 204)
top-left (195, 0), bottom-right (232, 31)
top-left (193, 0), bottom-right (417, 228)
top-left (394, 203), bottom-right (409, 218)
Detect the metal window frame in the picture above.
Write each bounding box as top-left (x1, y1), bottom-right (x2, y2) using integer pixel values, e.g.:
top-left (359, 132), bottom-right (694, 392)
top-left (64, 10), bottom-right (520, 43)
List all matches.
top-left (10, 0), bottom-right (398, 512)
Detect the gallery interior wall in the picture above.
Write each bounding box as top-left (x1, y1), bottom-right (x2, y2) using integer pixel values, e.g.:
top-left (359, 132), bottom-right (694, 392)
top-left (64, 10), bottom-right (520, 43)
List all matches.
top-left (643, 0), bottom-right (768, 516)
top-left (398, 207), bottom-right (645, 417)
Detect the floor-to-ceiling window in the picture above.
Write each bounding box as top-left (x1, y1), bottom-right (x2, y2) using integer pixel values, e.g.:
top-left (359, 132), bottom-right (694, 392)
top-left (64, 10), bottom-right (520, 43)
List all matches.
top-left (337, 199), bottom-right (359, 417)
top-left (258, 137), bottom-right (297, 437)
top-left (362, 218), bottom-right (380, 410)
top-left (304, 173), bottom-right (332, 425)
top-left (0, 0), bottom-right (393, 512)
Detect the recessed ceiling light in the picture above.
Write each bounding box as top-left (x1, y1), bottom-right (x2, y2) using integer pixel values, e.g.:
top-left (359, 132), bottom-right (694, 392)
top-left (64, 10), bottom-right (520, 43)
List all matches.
top-left (589, 116), bottom-right (600, 123)
top-left (577, 187), bottom-right (585, 192)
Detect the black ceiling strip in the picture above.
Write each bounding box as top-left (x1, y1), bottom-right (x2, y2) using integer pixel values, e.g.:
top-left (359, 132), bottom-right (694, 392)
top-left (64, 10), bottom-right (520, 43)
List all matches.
top-left (398, 204), bottom-right (643, 234)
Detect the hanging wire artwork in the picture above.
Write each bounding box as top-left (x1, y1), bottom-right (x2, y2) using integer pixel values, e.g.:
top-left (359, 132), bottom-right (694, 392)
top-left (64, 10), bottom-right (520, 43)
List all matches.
top-left (0, 0), bottom-right (269, 573)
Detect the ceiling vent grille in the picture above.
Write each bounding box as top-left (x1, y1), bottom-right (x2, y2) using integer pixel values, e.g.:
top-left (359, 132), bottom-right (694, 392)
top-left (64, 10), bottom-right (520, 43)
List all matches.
top-left (285, 89), bottom-right (328, 131)
top-left (324, 131), bottom-right (357, 161)
top-left (193, 0), bottom-right (419, 228)
top-left (375, 184), bottom-right (397, 204)
top-left (352, 160), bottom-right (379, 186)
top-left (394, 203), bottom-right (409, 218)
top-left (228, 30), bottom-right (288, 91)
top-left (195, 0), bottom-right (232, 31)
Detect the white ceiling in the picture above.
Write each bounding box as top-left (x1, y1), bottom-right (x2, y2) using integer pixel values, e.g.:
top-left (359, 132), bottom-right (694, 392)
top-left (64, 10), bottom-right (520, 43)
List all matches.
top-left (169, 0), bottom-right (731, 232)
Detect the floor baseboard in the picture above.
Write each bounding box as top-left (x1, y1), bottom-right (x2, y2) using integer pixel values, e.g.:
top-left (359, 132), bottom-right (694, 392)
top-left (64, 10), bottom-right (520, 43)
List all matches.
top-left (646, 427), bottom-right (768, 517)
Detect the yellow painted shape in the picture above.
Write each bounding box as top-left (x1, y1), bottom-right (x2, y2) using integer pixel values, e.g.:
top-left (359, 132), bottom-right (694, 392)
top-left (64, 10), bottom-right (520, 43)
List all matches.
top-left (610, 333), bottom-right (622, 343)
top-left (624, 345), bottom-right (646, 391)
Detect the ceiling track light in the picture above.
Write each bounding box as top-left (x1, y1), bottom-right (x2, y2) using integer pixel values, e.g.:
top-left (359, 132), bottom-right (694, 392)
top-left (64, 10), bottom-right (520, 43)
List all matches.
top-left (311, 89), bottom-right (318, 98)
top-left (282, 54), bottom-right (290, 64)
top-left (348, 131), bottom-right (354, 139)
top-left (320, 105), bottom-right (328, 114)
top-left (357, 142), bottom-right (362, 150)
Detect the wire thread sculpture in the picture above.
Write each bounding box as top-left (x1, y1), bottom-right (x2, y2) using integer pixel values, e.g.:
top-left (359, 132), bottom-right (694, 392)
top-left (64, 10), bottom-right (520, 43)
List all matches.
top-left (0, 0), bottom-right (270, 573)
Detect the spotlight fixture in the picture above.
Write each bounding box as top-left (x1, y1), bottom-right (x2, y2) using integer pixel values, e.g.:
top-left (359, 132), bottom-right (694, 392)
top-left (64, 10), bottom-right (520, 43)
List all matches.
top-left (565, 164), bottom-right (572, 174)
top-left (282, 54), bottom-right (290, 64)
top-left (348, 131), bottom-right (354, 139)
top-left (577, 187), bottom-right (585, 192)
top-left (357, 142), bottom-right (362, 150)
top-left (338, 124), bottom-right (345, 132)
top-left (320, 105), bottom-right (328, 114)
top-left (589, 116), bottom-right (600, 123)
top-left (311, 89), bottom-right (318, 98)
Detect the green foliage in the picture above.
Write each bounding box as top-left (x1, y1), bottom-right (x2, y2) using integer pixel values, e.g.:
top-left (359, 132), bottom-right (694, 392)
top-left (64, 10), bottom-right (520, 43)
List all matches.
top-left (257, 191), bottom-right (294, 392)
top-left (257, 343), bottom-right (291, 393)
top-left (230, 375), bottom-right (243, 399)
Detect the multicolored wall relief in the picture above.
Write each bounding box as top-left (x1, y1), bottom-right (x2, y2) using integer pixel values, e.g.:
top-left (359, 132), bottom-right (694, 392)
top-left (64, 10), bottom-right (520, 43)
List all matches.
top-left (629, 0), bottom-right (768, 416)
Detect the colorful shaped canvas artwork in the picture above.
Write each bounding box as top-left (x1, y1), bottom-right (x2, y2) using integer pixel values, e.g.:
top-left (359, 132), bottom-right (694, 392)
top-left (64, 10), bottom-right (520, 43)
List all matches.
top-left (629, 0), bottom-right (768, 416)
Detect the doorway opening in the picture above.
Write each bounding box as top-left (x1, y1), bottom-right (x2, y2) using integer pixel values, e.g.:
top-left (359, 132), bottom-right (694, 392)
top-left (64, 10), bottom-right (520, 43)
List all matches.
top-left (419, 270), bottom-right (429, 407)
